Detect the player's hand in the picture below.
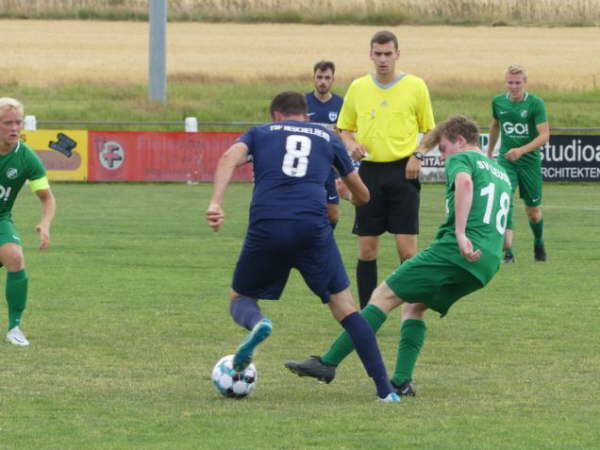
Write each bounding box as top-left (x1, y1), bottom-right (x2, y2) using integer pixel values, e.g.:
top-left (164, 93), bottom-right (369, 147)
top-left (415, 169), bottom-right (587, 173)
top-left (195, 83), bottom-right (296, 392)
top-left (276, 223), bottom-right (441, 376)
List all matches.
top-left (350, 143), bottom-right (369, 161)
top-left (335, 179), bottom-right (352, 202)
top-left (206, 204), bottom-right (225, 232)
top-left (456, 233), bottom-right (481, 262)
top-left (35, 223), bottom-right (50, 250)
top-left (406, 155), bottom-right (422, 179)
top-left (504, 147), bottom-right (524, 161)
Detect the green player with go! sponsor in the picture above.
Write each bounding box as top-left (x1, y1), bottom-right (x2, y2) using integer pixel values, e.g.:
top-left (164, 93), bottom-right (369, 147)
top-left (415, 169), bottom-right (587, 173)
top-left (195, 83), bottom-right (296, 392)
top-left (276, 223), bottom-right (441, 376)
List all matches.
top-left (488, 64), bottom-right (550, 263)
top-left (0, 97), bottom-right (56, 347)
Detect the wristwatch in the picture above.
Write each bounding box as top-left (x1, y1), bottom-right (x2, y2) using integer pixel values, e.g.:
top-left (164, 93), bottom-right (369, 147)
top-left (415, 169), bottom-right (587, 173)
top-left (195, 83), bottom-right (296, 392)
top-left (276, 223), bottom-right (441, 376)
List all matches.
top-left (412, 151), bottom-right (424, 161)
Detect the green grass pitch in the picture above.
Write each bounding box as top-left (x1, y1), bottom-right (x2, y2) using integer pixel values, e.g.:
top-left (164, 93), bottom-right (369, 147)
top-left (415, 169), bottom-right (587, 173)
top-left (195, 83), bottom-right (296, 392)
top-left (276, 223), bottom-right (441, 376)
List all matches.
top-left (1, 182), bottom-right (599, 449)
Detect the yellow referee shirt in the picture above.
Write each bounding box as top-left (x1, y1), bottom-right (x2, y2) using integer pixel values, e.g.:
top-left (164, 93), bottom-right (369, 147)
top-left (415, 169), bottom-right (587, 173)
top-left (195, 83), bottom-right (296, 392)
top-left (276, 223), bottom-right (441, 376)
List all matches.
top-left (337, 74), bottom-right (435, 162)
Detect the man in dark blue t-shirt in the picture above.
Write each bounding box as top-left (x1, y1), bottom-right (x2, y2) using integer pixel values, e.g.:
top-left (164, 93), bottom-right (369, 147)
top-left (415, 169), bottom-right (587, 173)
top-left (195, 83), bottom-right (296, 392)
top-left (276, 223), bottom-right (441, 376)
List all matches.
top-left (305, 60), bottom-right (345, 227)
top-left (305, 60), bottom-right (344, 126)
top-left (206, 91), bottom-right (399, 403)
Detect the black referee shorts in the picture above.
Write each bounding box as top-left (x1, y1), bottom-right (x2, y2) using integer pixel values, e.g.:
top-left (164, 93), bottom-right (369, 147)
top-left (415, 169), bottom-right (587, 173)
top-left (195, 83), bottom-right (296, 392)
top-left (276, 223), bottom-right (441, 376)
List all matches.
top-left (352, 159), bottom-right (420, 236)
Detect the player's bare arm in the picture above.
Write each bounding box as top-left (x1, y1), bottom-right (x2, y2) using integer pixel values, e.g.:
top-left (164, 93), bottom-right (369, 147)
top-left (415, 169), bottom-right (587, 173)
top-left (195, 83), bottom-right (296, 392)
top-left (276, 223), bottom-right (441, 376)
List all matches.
top-left (334, 178), bottom-right (350, 202)
top-left (406, 129), bottom-right (438, 179)
top-left (504, 121), bottom-right (550, 161)
top-left (207, 142), bottom-right (249, 232)
top-left (487, 119), bottom-right (500, 159)
top-left (340, 170), bottom-right (370, 206)
top-left (34, 188), bottom-right (55, 251)
top-left (340, 129), bottom-right (368, 161)
top-left (454, 172), bottom-right (481, 262)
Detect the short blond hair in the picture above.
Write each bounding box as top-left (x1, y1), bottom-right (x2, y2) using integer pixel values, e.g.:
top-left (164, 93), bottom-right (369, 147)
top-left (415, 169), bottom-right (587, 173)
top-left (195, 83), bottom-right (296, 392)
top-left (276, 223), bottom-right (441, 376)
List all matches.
top-left (505, 64), bottom-right (527, 80)
top-left (0, 97), bottom-right (24, 116)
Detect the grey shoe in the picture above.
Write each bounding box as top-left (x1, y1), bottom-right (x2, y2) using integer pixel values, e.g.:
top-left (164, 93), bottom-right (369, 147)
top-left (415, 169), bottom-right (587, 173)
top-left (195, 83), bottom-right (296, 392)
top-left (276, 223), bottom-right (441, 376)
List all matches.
top-left (392, 380), bottom-right (416, 396)
top-left (284, 356), bottom-right (336, 384)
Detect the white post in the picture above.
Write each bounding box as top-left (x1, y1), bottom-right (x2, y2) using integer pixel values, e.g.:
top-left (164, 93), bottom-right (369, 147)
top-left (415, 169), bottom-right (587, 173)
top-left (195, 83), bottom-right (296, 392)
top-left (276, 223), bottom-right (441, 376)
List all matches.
top-left (184, 117), bottom-right (198, 132)
top-left (149, 0), bottom-right (167, 104)
top-left (24, 115), bottom-right (37, 131)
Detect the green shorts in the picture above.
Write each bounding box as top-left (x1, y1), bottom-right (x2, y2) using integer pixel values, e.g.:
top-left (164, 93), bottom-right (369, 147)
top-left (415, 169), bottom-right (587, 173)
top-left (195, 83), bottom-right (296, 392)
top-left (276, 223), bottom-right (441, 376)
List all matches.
top-left (499, 157), bottom-right (543, 229)
top-left (0, 219), bottom-right (22, 246)
top-left (385, 248), bottom-right (484, 316)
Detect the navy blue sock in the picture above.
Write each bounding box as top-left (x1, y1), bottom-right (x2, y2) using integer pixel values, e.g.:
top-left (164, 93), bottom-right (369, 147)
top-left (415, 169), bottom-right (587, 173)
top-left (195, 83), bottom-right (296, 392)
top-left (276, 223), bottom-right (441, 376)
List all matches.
top-left (341, 312), bottom-right (393, 398)
top-left (229, 296), bottom-right (264, 331)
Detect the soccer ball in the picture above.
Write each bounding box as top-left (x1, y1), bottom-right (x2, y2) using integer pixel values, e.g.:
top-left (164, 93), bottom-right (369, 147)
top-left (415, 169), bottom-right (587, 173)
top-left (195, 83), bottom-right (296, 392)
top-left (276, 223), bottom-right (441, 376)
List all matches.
top-left (211, 354), bottom-right (257, 398)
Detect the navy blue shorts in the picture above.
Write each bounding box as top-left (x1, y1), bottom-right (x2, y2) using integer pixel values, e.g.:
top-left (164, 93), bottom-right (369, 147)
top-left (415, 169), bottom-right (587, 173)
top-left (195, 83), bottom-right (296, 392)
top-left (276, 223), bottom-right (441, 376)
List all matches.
top-left (232, 219), bottom-right (350, 303)
top-left (325, 170), bottom-right (339, 205)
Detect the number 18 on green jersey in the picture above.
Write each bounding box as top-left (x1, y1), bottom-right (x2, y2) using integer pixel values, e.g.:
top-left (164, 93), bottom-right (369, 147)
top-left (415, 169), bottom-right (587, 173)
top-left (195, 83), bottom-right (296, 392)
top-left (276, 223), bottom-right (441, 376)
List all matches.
top-left (435, 151), bottom-right (512, 284)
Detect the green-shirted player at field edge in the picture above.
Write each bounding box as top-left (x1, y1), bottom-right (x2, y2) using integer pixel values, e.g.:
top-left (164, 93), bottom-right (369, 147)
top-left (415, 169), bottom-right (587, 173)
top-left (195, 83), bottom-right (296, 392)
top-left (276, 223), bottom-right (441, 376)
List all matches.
top-left (285, 116), bottom-right (512, 396)
top-left (488, 64), bottom-right (550, 263)
top-left (0, 97), bottom-right (56, 347)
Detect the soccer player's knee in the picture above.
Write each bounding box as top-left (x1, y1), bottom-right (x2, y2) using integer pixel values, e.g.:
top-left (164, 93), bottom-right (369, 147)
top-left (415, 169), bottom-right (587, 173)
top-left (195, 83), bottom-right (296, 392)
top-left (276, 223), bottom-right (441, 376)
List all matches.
top-left (4, 252), bottom-right (25, 272)
top-left (358, 244), bottom-right (378, 260)
top-left (370, 283), bottom-right (401, 313)
top-left (527, 207), bottom-right (542, 223)
top-left (329, 289), bottom-right (358, 321)
top-left (402, 302), bottom-right (427, 319)
top-left (399, 249), bottom-right (416, 262)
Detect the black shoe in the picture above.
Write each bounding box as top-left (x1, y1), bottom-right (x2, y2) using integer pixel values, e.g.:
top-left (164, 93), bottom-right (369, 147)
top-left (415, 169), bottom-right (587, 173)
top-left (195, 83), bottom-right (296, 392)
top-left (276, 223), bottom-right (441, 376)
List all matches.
top-left (534, 244), bottom-right (547, 262)
top-left (392, 380), bottom-right (416, 396)
top-left (284, 356), bottom-right (336, 384)
top-left (503, 251), bottom-right (515, 264)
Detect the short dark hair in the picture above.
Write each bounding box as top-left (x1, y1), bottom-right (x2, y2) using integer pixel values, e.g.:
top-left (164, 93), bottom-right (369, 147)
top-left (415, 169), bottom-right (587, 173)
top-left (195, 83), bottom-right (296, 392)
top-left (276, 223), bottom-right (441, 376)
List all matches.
top-left (313, 60), bottom-right (336, 75)
top-left (269, 91), bottom-right (308, 118)
top-left (370, 30), bottom-right (398, 50)
top-left (438, 116), bottom-right (480, 145)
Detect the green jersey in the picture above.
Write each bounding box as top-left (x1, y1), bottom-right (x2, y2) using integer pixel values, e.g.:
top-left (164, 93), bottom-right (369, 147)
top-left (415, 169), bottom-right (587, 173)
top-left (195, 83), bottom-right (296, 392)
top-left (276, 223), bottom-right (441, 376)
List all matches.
top-left (492, 92), bottom-right (547, 166)
top-left (0, 141), bottom-right (47, 220)
top-left (433, 151), bottom-right (512, 284)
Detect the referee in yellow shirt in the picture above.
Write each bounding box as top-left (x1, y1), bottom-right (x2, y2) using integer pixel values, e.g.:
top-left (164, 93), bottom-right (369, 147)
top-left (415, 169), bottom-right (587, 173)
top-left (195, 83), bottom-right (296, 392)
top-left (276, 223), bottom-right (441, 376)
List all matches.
top-left (338, 30), bottom-right (436, 312)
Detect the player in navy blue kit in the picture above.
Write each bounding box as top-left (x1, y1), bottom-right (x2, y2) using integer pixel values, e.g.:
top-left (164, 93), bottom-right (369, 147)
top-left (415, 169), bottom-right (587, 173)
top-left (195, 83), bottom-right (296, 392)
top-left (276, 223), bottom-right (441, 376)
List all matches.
top-left (206, 91), bottom-right (400, 402)
top-left (305, 61), bottom-right (344, 125)
top-left (305, 61), bottom-right (345, 228)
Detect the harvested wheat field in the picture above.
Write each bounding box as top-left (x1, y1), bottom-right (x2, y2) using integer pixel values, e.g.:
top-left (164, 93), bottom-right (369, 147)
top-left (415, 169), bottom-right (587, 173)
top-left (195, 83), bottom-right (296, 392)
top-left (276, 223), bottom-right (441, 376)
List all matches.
top-left (4, 20), bottom-right (600, 89)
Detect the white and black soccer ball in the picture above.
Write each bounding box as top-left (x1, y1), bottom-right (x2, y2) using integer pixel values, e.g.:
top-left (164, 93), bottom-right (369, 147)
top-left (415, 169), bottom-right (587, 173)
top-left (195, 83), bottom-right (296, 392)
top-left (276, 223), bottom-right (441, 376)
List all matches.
top-left (211, 354), bottom-right (257, 398)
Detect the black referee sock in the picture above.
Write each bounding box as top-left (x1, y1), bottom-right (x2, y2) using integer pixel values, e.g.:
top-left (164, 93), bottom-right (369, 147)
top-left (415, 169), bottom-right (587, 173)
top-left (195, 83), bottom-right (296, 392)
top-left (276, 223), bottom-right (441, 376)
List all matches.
top-left (357, 259), bottom-right (377, 310)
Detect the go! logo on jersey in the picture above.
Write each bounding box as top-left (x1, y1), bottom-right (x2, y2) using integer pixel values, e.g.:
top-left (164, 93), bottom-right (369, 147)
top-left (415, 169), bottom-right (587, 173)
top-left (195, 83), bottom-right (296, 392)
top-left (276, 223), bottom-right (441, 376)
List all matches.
top-left (502, 122), bottom-right (529, 135)
top-left (0, 185), bottom-right (12, 202)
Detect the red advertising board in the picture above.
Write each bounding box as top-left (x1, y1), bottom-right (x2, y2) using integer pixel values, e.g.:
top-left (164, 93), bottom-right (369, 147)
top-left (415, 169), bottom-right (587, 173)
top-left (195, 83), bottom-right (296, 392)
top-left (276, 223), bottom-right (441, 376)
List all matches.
top-left (88, 131), bottom-right (252, 182)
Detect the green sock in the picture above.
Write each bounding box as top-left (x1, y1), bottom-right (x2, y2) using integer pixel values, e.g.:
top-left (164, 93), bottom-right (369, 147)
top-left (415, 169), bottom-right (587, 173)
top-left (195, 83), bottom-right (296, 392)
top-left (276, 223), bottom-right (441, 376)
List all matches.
top-left (6, 270), bottom-right (28, 330)
top-left (529, 218), bottom-right (544, 246)
top-left (392, 319), bottom-right (426, 385)
top-left (320, 304), bottom-right (387, 366)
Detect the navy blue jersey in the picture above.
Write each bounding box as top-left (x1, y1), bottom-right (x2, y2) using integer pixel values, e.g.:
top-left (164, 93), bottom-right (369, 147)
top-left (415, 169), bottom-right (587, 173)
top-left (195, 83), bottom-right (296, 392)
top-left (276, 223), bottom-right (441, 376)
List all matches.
top-left (305, 92), bottom-right (344, 125)
top-left (238, 120), bottom-right (355, 223)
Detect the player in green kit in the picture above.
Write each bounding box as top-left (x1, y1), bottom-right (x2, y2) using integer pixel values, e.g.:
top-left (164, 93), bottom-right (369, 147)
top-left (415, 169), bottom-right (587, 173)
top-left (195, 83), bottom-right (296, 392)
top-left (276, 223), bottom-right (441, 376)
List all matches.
top-left (285, 116), bottom-right (512, 395)
top-left (0, 98), bottom-right (56, 346)
top-left (488, 64), bottom-right (549, 263)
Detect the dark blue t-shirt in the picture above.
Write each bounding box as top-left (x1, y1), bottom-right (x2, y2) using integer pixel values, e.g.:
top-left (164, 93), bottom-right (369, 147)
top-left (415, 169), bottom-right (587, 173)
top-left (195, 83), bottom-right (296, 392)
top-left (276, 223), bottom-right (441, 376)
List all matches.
top-left (305, 92), bottom-right (344, 125)
top-left (238, 120), bottom-right (355, 224)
